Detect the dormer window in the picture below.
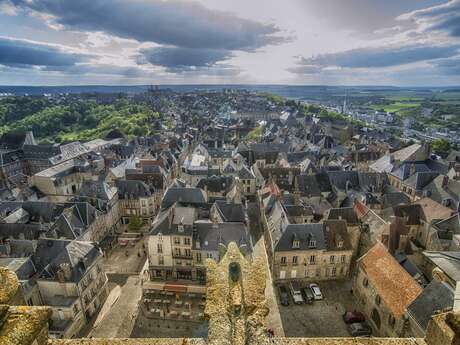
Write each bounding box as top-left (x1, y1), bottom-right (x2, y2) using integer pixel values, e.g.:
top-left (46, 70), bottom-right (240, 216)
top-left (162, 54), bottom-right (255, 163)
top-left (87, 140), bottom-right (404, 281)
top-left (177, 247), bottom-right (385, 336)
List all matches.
top-left (309, 240), bottom-right (316, 248)
top-left (337, 240), bottom-right (344, 248)
top-left (292, 240), bottom-right (300, 249)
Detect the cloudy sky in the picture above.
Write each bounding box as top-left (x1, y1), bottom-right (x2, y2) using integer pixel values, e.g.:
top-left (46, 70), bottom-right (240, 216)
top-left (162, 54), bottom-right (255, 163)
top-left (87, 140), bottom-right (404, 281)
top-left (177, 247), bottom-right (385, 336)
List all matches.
top-left (0, 0), bottom-right (459, 85)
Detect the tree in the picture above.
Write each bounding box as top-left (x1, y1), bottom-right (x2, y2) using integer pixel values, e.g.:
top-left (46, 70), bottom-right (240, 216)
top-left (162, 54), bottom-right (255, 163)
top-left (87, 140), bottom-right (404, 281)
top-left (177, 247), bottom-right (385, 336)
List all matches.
top-left (128, 215), bottom-right (144, 232)
top-left (432, 138), bottom-right (451, 153)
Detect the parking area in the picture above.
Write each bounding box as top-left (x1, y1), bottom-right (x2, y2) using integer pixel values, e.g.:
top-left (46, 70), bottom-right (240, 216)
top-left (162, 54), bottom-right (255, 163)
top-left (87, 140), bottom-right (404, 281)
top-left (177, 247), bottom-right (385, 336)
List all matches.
top-left (276, 280), bottom-right (360, 337)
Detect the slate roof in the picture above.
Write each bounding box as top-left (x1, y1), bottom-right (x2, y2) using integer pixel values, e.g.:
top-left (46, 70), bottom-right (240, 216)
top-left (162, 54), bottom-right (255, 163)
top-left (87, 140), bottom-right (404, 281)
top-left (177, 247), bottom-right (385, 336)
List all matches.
top-left (382, 192), bottom-right (411, 209)
top-left (214, 200), bottom-right (246, 222)
top-left (358, 243), bottom-right (422, 319)
top-left (274, 220), bottom-right (351, 252)
top-left (196, 176), bottom-right (234, 193)
top-left (116, 180), bottom-right (155, 199)
top-left (79, 180), bottom-right (117, 201)
top-left (0, 131), bottom-right (35, 150)
top-left (407, 280), bottom-right (454, 331)
top-left (237, 165), bottom-right (255, 179)
top-left (193, 222), bottom-right (251, 255)
top-left (34, 239), bottom-right (101, 283)
top-left (161, 187), bottom-right (207, 209)
top-left (297, 173), bottom-right (332, 196)
top-left (422, 251), bottom-right (460, 282)
top-left (327, 207), bottom-right (359, 225)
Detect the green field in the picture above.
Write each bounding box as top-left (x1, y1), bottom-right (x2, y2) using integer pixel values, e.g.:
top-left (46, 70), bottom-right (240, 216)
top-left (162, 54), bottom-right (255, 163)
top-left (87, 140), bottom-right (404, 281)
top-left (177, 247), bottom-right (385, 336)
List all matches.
top-left (370, 101), bottom-right (420, 113)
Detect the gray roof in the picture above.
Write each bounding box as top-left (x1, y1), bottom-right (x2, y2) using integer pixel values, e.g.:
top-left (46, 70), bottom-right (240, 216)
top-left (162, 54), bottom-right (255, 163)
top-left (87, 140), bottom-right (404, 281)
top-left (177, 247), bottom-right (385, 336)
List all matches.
top-left (423, 251), bottom-right (460, 281)
top-left (327, 207), bottom-right (359, 225)
top-left (34, 239), bottom-right (101, 283)
top-left (275, 223), bottom-right (325, 251)
top-left (161, 187), bottom-right (207, 209)
top-left (214, 200), bottom-right (246, 223)
top-left (407, 280), bottom-right (454, 331)
top-left (275, 220), bottom-right (351, 252)
top-left (193, 222), bottom-right (251, 255)
top-left (116, 180), bottom-right (154, 199)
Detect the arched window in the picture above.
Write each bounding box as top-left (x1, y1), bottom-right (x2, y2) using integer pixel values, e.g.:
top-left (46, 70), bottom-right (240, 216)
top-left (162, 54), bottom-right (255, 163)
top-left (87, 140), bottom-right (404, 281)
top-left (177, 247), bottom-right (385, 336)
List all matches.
top-left (388, 314), bottom-right (396, 328)
top-left (362, 277), bottom-right (368, 287)
top-left (371, 308), bottom-right (381, 329)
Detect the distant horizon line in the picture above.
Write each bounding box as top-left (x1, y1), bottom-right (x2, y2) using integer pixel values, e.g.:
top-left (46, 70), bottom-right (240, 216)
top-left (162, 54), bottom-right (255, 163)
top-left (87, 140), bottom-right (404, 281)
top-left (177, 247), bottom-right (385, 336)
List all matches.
top-left (1, 83), bottom-right (460, 89)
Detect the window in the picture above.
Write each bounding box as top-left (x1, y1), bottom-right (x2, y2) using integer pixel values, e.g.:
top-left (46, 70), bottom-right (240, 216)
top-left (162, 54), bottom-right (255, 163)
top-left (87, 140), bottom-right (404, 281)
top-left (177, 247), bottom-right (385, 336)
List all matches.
top-left (340, 255), bottom-right (346, 263)
top-left (174, 248), bottom-right (181, 256)
top-left (292, 256), bottom-right (298, 265)
top-left (309, 240), bottom-right (316, 248)
top-left (184, 238), bottom-right (191, 245)
top-left (207, 253), bottom-right (213, 259)
top-left (280, 256), bottom-right (287, 265)
top-left (309, 255), bottom-right (316, 264)
top-left (174, 237), bottom-right (180, 245)
top-left (330, 255), bottom-right (335, 264)
top-left (141, 200), bottom-right (146, 206)
top-left (331, 267), bottom-right (337, 277)
top-left (315, 268), bottom-right (320, 277)
top-left (196, 253), bottom-right (202, 263)
top-left (292, 240), bottom-right (300, 249)
top-left (185, 249), bottom-right (191, 257)
top-left (388, 315), bottom-right (396, 328)
top-left (157, 244), bottom-right (163, 253)
top-left (375, 295), bottom-right (381, 306)
top-left (363, 277), bottom-right (369, 287)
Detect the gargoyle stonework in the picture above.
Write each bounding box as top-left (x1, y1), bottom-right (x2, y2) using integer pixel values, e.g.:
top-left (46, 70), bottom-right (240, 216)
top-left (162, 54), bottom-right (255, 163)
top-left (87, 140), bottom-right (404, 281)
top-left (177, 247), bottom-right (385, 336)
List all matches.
top-left (205, 242), bottom-right (270, 345)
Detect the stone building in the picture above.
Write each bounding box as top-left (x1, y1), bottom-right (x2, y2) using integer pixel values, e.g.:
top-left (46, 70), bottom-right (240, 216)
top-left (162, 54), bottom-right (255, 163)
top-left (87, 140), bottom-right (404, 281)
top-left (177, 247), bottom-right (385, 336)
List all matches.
top-left (116, 179), bottom-right (158, 225)
top-left (1, 242), bottom-right (459, 345)
top-left (271, 220), bottom-right (353, 281)
top-left (30, 158), bottom-right (92, 202)
top-left (353, 242), bottom-right (423, 337)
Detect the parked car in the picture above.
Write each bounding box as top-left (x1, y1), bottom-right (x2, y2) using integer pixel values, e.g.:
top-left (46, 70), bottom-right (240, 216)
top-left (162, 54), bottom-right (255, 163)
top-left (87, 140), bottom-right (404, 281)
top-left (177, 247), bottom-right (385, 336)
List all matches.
top-left (348, 322), bottom-right (372, 337)
top-left (289, 282), bottom-right (304, 304)
top-left (278, 285), bottom-right (290, 306)
top-left (301, 287), bottom-right (314, 304)
top-left (308, 283), bottom-right (323, 300)
top-left (343, 311), bottom-right (366, 324)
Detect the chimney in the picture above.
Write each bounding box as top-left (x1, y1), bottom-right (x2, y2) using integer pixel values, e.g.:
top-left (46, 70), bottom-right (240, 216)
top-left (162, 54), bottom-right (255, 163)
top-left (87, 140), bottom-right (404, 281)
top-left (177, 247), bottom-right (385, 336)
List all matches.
top-left (442, 175), bottom-right (449, 188)
top-left (57, 269), bottom-right (65, 283)
top-left (60, 263), bottom-right (72, 281)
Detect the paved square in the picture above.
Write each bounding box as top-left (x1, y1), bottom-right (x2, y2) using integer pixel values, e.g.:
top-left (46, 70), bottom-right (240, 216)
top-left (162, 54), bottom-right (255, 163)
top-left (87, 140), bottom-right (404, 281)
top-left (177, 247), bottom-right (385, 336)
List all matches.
top-left (276, 280), bottom-right (360, 337)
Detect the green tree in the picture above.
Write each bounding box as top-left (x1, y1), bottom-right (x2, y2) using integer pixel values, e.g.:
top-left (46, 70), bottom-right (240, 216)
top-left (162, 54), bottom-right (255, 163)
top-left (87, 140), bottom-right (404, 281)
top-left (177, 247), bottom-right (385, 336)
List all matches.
top-left (128, 215), bottom-right (144, 232)
top-left (432, 138), bottom-right (451, 153)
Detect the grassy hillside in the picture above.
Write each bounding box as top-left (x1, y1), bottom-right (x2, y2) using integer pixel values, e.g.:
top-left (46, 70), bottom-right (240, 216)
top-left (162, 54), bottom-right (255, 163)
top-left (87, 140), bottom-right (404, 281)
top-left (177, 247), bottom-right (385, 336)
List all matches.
top-left (0, 97), bottom-right (159, 143)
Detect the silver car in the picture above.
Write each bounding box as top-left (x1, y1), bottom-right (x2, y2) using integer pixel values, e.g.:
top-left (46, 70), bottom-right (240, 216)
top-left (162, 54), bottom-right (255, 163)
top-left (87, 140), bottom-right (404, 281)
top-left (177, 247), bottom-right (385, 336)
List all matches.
top-left (308, 283), bottom-right (323, 300)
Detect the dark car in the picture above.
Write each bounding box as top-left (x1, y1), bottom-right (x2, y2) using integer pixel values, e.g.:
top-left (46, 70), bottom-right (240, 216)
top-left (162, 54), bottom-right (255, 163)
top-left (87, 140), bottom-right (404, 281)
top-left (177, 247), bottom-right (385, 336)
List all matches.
top-left (278, 285), bottom-right (290, 306)
top-left (343, 311), bottom-right (366, 324)
top-left (301, 287), bottom-right (314, 304)
top-left (348, 322), bottom-right (372, 337)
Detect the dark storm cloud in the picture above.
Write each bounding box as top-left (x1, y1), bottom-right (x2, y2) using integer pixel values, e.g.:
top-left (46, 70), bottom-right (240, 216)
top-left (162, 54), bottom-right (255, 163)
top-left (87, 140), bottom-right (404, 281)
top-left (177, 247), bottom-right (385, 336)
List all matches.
top-left (5, 0), bottom-right (287, 51)
top-left (0, 36), bottom-right (88, 68)
top-left (399, 0), bottom-right (460, 37)
top-left (139, 46), bottom-right (233, 69)
top-left (291, 44), bottom-right (460, 72)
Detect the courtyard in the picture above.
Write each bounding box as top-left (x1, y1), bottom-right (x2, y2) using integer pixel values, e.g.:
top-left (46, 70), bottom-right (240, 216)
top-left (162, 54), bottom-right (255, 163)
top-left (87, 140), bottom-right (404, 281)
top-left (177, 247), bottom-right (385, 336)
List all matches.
top-left (276, 280), bottom-right (361, 337)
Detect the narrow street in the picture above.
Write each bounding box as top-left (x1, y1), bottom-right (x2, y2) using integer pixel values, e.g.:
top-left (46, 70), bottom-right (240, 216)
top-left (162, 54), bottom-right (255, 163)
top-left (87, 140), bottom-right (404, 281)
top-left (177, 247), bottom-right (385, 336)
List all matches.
top-left (89, 275), bottom-right (143, 338)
